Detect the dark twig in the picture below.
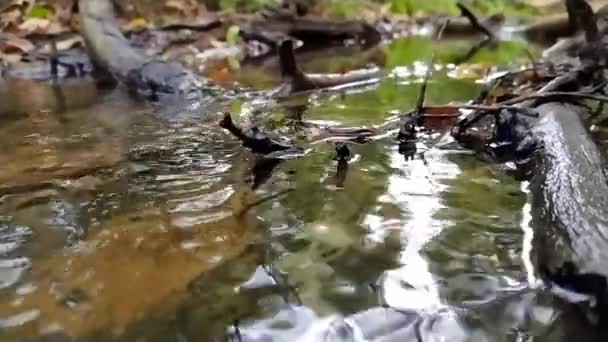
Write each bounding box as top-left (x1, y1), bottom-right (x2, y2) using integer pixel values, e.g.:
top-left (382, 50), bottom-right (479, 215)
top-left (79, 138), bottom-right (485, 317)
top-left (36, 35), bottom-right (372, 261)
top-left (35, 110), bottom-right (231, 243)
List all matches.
top-left (497, 91), bottom-right (608, 106)
top-left (219, 113), bottom-right (293, 154)
top-left (335, 144), bottom-right (351, 188)
top-left (396, 20), bottom-right (448, 143)
top-left (398, 53), bottom-right (435, 141)
top-left (49, 37), bottom-right (67, 114)
top-left (50, 38), bottom-right (59, 80)
top-left (566, 0), bottom-right (600, 43)
top-left (451, 89), bottom-right (608, 133)
top-left (457, 2), bottom-right (496, 40)
top-left (232, 320), bottom-right (242, 342)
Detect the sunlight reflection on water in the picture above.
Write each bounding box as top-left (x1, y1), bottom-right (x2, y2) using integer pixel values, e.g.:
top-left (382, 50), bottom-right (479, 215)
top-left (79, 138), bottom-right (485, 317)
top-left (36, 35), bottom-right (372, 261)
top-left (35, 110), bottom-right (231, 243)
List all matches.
top-left (379, 144), bottom-right (459, 312)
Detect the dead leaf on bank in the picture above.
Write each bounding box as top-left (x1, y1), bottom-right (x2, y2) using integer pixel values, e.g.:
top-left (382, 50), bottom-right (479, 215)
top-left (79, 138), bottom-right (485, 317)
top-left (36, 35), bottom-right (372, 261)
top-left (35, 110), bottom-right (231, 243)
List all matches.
top-left (18, 17), bottom-right (49, 33)
top-left (0, 34), bottom-right (35, 54)
top-left (1, 0), bottom-right (73, 35)
top-left (0, 8), bottom-right (22, 31)
top-left (421, 106), bottom-right (461, 130)
top-left (165, 0), bottom-right (203, 18)
top-left (0, 0), bottom-right (33, 14)
top-left (38, 34), bottom-right (83, 54)
top-left (0, 0), bottom-right (33, 30)
top-left (123, 17), bottom-right (149, 30)
top-left (0, 51), bottom-right (23, 64)
top-left (55, 34), bottom-right (82, 50)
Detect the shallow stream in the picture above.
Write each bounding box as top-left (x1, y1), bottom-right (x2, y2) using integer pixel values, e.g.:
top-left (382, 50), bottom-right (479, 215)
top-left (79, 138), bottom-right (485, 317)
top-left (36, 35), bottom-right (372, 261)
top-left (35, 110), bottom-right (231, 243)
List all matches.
top-left (0, 36), bottom-right (601, 341)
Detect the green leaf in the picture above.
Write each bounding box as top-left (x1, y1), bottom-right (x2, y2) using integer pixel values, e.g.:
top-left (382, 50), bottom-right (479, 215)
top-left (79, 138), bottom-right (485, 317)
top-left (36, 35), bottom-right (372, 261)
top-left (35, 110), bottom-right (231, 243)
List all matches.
top-left (227, 56), bottom-right (241, 70)
top-left (27, 5), bottom-right (53, 19)
top-left (225, 25), bottom-right (241, 45)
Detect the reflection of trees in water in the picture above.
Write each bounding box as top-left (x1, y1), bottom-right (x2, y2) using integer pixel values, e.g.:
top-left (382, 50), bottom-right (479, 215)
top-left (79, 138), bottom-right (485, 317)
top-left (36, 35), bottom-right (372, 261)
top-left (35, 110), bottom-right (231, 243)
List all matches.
top-left (263, 140), bottom-right (404, 315)
top-left (427, 152), bottom-right (527, 296)
top-left (130, 136), bottom-right (405, 341)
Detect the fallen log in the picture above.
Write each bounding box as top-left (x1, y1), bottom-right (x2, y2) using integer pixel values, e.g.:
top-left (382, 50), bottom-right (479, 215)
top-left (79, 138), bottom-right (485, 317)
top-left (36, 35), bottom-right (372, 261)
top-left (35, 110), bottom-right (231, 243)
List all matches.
top-left (452, 0), bottom-right (608, 322)
top-left (78, 0), bottom-right (209, 101)
top-left (454, 95), bottom-right (608, 324)
top-left (235, 13), bottom-right (382, 47)
top-left (516, 103), bottom-right (608, 321)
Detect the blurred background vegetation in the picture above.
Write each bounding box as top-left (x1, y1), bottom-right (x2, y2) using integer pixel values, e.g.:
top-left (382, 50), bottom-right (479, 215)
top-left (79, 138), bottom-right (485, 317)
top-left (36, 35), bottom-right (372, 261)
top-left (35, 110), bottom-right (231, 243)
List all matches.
top-left (215, 0), bottom-right (539, 17)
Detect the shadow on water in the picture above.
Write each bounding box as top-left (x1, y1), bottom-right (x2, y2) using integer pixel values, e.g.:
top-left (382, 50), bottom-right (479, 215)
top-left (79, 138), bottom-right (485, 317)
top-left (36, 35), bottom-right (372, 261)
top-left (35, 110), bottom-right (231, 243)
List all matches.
top-left (0, 35), bottom-right (605, 342)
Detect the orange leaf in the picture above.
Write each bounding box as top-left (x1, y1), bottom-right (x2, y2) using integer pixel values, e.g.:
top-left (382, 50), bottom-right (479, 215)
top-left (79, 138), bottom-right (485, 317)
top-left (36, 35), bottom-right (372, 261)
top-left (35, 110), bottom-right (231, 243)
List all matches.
top-left (422, 106), bottom-right (460, 115)
top-left (209, 67), bottom-right (233, 87)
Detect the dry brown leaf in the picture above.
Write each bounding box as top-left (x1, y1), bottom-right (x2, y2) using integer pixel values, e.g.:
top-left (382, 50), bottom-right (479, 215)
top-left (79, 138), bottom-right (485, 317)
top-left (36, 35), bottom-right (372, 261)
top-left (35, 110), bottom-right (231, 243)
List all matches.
top-left (0, 35), bottom-right (35, 53)
top-left (18, 17), bottom-right (50, 33)
top-left (0, 8), bottom-right (22, 31)
top-left (38, 35), bottom-right (83, 54)
top-left (0, 51), bottom-right (23, 64)
top-left (165, 0), bottom-right (203, 17)
top-left (0, 0), bottom-right (31, 13)
top-left (421, 107), bottom-right (461, 130)
top-left (165, 0), bottom-right (189, 12)
top-left (46, 20), bottom-right (67, 34)
top-left (55, 35), bottom-right (82, 50)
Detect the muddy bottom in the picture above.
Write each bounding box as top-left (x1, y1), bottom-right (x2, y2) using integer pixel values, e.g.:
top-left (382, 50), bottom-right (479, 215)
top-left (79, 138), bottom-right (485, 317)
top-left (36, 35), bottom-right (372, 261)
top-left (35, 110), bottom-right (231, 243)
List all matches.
top-left (0, 37), bottom-right (601, 342)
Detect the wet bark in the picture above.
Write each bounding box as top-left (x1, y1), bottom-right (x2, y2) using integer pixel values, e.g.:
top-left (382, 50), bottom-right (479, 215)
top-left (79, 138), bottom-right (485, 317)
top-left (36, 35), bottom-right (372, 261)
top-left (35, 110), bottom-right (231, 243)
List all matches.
top-left (523, 103), bottom-right (608, 319)
top-left (457, 97), bottom-right (608, 324)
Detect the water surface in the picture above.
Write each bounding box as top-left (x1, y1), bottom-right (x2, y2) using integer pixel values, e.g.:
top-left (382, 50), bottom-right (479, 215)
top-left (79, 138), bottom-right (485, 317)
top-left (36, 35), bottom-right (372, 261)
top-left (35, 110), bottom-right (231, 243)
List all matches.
top-left (0, 37), bottom-right (598, 341)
